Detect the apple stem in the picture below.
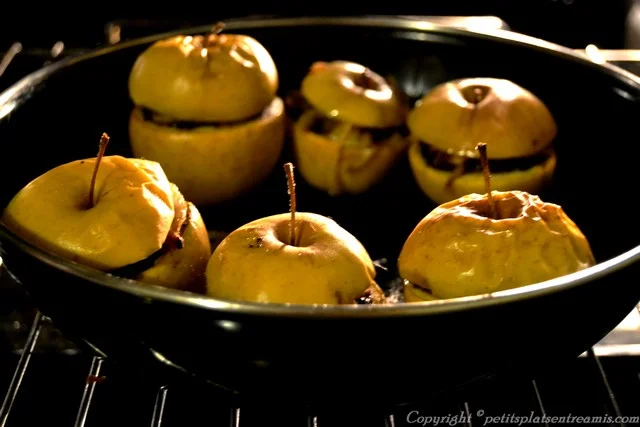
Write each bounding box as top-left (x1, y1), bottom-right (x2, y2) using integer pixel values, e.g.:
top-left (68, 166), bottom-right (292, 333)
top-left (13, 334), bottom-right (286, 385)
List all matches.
top-left (88, 133), bottom-right (110, 209)
top-left (284, 162), bottom-right (297, 246)
top-left (476, 142), bottom-right (500, 219)
top-left (205, 22), bottom-right (225, 48)
top-left (473, 87), bottom-right (484, 103)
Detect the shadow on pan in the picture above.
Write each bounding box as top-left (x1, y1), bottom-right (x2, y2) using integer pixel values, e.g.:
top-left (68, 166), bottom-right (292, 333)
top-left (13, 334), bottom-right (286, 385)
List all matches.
top-left (1, 16), bottom-right (640, 405)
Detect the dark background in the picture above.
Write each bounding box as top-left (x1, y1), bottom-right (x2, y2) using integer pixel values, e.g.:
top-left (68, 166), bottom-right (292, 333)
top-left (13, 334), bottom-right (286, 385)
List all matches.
top-left (0, 0), bottom-right (636, 50)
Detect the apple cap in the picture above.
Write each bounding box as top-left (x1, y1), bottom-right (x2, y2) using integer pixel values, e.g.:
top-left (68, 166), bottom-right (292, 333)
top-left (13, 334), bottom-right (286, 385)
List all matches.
top-left (407, 78), bottom-right (557, 159)
top-left (129, 34), bottom-right (278, 123)
top-left (300, 60), bottom-right (407, 128)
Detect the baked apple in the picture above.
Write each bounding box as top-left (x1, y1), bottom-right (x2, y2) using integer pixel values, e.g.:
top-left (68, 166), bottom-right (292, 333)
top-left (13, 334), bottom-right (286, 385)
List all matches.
top-left (407, 77), bottom-right (557, 204)
top-left (290, 61), bottom-right (409, 195)
top-left (128, 23), bottom-right (285, 205)
top-left (205, 163), bottom-right (385, 305)
top-left (0, 134), bottom-right (211, 292)
top-left (399, 144), bottom-right (594, 301)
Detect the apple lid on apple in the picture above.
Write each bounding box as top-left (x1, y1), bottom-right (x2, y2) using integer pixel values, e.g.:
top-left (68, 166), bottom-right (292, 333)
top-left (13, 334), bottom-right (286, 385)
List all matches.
top-left (406, 77), bottom-right (558, 205)
top-left (300, 60), bottom-right (407, 129)
top-left (408, 78), bottom-right (557, 159)
top-left (128, 22), bottom-right (287, 206)
top-left (399, 143), bottom-right (595, 302)
top-left (291, 61), bottom-right (410, 196)
top-left (128, 22), bottom-right (279, 124)
top-left (205, 162), bottom-right (386, 305)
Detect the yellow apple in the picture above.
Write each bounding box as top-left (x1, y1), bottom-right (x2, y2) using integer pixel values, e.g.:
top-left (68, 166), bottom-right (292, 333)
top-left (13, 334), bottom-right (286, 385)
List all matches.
top-left (291, 60), bottom-right (409, 195)
top-left (205, 212), bottom-right (384, 305)
top-left (398, 190), bottom-right (595, 301)
top-left (128, 30), bottom-right (285, 205)
top-left (406, 77), bottom-right (558, 204)
top-left (1, 152), bottom-right (211, 291)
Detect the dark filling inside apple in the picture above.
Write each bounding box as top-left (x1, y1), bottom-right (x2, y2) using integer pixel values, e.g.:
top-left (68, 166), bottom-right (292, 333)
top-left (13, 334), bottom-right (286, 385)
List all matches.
top-left (307, 112), bottom-right (408, 143)
top-left (139, 102), bottom-right (274, 130)
top-left (419, 142), bottom-right (553, 174)
top-left (108, 204), bottom-right (191, 278)
top-left (285, 91), bottom-right (408, 143)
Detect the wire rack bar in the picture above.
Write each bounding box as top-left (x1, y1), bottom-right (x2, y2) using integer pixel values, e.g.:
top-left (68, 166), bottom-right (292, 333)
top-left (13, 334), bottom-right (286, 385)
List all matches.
top-left (231, 407), bottom-right (240, 427)
top-left (587, 348), bottom-right (625, 426)
top-left (384, 414), bottom-right (396, 427)
top-left (306, 415), bottom-right (318, 427)
top-left (150, 385), bottom-right (168, 427)
top-left (0, 311), bottom-right (42, 427)
top-left (462, 401), bottom-right (472, 427)
top-left (531, 380), bottom-right (549, 427)
top-left (74, 356), bottom-right (105, 427)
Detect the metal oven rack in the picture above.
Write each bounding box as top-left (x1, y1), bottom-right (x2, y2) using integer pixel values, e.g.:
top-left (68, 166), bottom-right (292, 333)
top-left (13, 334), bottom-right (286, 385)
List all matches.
top-left (0, 311), bottom-right (638, 427)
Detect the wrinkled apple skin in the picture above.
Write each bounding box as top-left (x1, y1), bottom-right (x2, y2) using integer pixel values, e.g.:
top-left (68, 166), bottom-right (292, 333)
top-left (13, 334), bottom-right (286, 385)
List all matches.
top-left (399, 191), bottom-right (595, 301)
top-left (2, 155), bottom-right (211, 292)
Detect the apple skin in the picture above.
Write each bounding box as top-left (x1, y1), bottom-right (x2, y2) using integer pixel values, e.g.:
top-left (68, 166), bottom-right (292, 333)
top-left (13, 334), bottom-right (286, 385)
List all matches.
top-left (292, 110), bottom-right (408, 195)
top-left (407, 142), bottom-right (557, 205)
top-left (137, 202), bottom-right (211, 293)
top-left (1, 156), bottom-right (175, 271)
top-left (129, 34), bottom-right (278, 123)
top-left (407, 77), bottom-right (557, 159)
top-left (301, 61), bottom-right (407, 129)
top-left (129, 97), bottom-right (286, 205)
top-left (205, 212), bottom-right (379, 305)
top-left (398, 190), bottom-right (596, 301)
